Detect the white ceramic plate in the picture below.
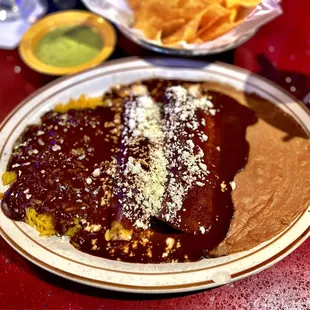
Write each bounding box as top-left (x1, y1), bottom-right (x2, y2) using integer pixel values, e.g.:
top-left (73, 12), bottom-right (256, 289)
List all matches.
top-left (0, 58), bottom-right (309, 294)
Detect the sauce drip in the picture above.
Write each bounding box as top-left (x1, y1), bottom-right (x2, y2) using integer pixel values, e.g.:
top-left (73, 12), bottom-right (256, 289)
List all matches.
top-left (1, 79), bottom-right (257, 263)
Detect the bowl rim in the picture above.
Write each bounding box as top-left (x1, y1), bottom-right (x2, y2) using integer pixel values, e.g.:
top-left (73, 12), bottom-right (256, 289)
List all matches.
top-left (118, 25), bottom-right (258, 56)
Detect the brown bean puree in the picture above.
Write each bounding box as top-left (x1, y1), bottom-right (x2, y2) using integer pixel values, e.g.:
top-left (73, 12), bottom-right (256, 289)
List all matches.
top-left (1, 80), bottom-right (309, 263)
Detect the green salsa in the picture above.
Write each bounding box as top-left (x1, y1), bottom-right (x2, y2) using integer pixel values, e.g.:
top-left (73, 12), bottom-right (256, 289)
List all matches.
top-left (35, 25), bottom-right (103, 67)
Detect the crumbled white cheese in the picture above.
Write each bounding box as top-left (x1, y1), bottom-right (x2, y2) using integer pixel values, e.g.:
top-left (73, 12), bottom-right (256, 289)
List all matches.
top-left (188, 84), bottom-right (200, 97)
top-left (52, 145), bottom-right (61, 152)
top-left (161, 86), bottom-right (213, 223)
top-left (205, 100), bottom-right (214, 109)
top-left (28, 149), bottom-right (39, 155)
top-left (78, 154), bottom-right (86, 160)
top-left (209, 109), bottom-right (216, 116)
top-left (115, 94), bottom-right (167, 229)
top-left (199, 226), bottom-right (206, 234)
top-left (37, 139), bottom-right (45, 146)
top-left (201, 134), bottom-right (208, 142)
top-left (112, 85), bottom-right (216, 230)
top-left (186, 139), bottom-right (195, 149)
top-left (131, 84), bottom-right (148, 96)
top-left (230, 181), bottom-right (236, 191)
top-left (92, 168), bottom-right (101, 177)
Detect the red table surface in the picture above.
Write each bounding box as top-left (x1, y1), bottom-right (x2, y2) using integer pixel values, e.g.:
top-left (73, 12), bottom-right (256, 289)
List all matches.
top-left (0, 1), bottom-right (309, 309)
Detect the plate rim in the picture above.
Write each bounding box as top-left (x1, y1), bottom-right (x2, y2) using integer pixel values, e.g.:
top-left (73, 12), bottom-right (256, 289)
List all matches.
top-left (1, 56), bottom-right (310, 130)
top-left (0, 57), bottom-right (309, 294)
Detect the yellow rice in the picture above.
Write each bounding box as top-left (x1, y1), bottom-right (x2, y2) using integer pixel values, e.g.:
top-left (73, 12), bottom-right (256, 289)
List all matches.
top-left (2, 171), bottom-right (17, 186)
top-left (25, 208), bottom-right (82, 238)
top-left (4, 96), bottom-right (101, 237)
top-left (54, 95), bottom-right (106, 113)
top-left (25, 208), bottom-right (56, 237)
top-left (65, 218), bottom-right (81, 237)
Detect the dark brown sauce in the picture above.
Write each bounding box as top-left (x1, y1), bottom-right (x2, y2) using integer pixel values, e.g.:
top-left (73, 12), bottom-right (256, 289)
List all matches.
top-left (1, 79), bottom-right (257, 263)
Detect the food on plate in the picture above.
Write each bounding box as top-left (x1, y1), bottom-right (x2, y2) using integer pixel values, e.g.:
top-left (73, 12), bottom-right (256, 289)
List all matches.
top-left (1, 80), bottom-right (309, 263)
top-left (128, 0), bottom-right (262, 45)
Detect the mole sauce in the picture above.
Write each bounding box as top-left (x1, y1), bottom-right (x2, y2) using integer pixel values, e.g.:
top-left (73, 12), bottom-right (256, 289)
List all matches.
top-left (1, 79), bottom-right (257, 263)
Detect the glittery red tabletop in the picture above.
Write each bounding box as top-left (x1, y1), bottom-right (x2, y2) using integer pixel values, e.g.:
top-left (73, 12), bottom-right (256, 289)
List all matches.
top-left (0, 1), bottom-right (309, 309)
